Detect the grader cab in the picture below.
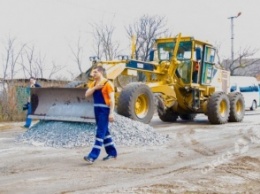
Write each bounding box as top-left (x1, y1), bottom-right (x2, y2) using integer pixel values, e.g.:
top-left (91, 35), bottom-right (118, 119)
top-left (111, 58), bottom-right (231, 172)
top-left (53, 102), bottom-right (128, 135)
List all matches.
top-left (30, 34), bottom-right (245, 124)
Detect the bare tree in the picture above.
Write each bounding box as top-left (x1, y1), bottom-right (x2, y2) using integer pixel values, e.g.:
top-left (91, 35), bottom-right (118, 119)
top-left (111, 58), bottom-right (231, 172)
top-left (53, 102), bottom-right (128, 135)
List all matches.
top-left (222, 47), bottom-right (260, 76)
top-left (1, 36), bottom-right (26, 80)
top-left (19, 44), bottom-right (64, 79)
top-left (1, 39), bottom-right (11, 80)
top-left (20, 44), bottom-right (42, 78)
top-left (10, 44), bottom-right (26, 79)
top-left (66, 70), bottom-right (76, 81)
top-left (126, 15), bottom-right (169, 61)
top-left (35, 52), bottom-right (46, 78)
top-left (69, 36), bottom-right (85, 74)
top-left (48, 61), bottom-right (65, 79)
top-left (0, 36), bottom-right (26, 121)
top-left (125, 15), bottom-right (169, 81)
top-left (91, 22), bottom-right (120, 60)
top-left (23, 45), bottom-right (36, 77)
top-left (91, 24), bottom-right (104, 60)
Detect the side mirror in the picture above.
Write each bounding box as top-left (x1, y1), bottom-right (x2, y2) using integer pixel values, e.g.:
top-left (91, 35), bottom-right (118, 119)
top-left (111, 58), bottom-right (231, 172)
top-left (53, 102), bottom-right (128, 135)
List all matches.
top-left (195, 47), bottom-right (202, 61)
top-left (149, 50), bottom-right (155, 61)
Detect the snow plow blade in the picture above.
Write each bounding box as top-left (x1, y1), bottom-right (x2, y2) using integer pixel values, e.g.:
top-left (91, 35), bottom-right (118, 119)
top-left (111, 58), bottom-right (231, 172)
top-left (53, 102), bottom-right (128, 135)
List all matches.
top-left (28, 88), bottom-right (95, 123)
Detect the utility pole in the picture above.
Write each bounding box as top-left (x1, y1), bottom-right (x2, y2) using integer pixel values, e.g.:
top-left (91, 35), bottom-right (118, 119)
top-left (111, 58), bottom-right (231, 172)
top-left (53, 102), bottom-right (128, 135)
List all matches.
top-left (228, 12), bottom-right (242, 64)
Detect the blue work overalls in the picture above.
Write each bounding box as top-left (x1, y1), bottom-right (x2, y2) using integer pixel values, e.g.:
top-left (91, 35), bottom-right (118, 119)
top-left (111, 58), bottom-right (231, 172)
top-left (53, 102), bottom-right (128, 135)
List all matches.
top-left (24, 103), bottom-right (32, 127)
top-left (24, 83), bottom-right (41, 128)
top-left (88, 85), bottom-right (117, 160)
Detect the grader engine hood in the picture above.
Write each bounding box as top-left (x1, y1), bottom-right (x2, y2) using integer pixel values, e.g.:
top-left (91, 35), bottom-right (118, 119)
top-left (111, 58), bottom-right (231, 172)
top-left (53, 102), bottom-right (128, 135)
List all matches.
top-left (126, 60), bottom-right (156, 71)
top-left (210, 67), bottom-right (230, 94)
top-left (103, 62), bottom-right (126, 80)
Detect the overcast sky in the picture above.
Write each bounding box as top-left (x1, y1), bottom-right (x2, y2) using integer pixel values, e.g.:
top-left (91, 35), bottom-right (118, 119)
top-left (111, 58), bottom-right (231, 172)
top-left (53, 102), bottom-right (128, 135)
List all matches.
top-left (0, 0), bottom-right (259, 79)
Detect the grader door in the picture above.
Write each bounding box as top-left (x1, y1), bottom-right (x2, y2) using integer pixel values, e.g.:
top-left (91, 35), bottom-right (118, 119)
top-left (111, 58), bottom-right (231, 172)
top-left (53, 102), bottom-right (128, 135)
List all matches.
top-left (200, 46), bottom-right (216, 85)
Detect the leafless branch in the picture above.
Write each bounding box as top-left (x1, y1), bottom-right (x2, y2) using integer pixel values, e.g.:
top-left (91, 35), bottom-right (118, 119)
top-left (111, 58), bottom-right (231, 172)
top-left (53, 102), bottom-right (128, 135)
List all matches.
top-left (222, 47), bottom-right (260, 76)
top-left (126, 15), bottom-right (169, 61)
top-left (69, 36), bottom-right (84, 74)
top-left (48, 61), bottom-right (65, 79)
top-left (90, 22), bottom-right (120, 60)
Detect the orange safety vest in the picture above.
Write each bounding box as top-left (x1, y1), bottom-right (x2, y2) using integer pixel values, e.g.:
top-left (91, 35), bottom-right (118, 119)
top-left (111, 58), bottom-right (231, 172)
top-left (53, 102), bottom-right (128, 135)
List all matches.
top-left (88, 79), bottom-right (114, 106)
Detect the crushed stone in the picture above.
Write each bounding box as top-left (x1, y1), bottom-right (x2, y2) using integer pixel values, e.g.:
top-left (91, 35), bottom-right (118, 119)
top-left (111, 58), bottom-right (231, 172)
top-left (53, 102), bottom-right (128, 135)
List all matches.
top-left (16, 114), bottom-right (169, 148)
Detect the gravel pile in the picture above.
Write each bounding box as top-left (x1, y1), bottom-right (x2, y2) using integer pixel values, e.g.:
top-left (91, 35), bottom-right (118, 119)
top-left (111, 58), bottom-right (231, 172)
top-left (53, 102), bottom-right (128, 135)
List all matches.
top-left (17, 114), bottom-right (169, 148)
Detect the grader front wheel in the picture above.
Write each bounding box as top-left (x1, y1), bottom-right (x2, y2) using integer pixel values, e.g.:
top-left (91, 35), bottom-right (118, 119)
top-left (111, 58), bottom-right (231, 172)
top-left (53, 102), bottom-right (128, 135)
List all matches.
top-left (207, 92), bottom-right (230, 124)
top-left (117, 83), bottom-right (155, 124)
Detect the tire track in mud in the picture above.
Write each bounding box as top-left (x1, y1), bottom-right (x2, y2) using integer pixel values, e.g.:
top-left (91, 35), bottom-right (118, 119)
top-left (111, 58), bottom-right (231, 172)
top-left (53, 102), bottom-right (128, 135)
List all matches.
top-left (110, 126), bottom-right (221, 192)
top-left (137, 154), bottom-right (260, 194)
top-left (79, 149), bottom-right (205, 193)
top-left (176, 128), bottom-right (217, 156)
top-left (217, 156), bottom-right (260, 182)
top-left (95, 149), bottom-right (217, 192)
top-left (126, 121), bottom-right (260, 193)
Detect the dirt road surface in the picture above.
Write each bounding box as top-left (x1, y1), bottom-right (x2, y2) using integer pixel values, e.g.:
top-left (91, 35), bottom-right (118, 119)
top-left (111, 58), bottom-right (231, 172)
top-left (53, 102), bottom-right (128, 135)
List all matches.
top-left (1, 110), bottom-right (260, 194)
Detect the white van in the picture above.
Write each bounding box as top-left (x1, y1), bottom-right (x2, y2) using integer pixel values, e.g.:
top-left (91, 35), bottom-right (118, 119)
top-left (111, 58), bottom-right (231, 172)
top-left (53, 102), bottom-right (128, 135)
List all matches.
top-left (230, 76), bottom-right (259, 110)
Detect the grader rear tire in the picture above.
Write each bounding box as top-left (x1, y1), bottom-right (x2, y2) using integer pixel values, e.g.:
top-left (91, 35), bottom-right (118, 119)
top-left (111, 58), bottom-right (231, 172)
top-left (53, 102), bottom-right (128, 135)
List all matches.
top-left (207, 92), bottom-right (230, 124)
top-left (228, 92), bottom-right (245, 122)
top-left (158, 108), bottom-right (179, 122)
top-left (117, 83), bottom-right (155, 124)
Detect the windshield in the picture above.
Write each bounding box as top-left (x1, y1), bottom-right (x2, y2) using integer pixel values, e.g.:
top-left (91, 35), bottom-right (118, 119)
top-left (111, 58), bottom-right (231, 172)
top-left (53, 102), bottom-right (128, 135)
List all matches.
top-left (157, 42), bottom-right (175, 61)
top-left (157, 41), bottom-right (192, 61)
top-left (157, 41), bottom-right (193, 84)
top-left (177, 41), bottom-right (192, 60)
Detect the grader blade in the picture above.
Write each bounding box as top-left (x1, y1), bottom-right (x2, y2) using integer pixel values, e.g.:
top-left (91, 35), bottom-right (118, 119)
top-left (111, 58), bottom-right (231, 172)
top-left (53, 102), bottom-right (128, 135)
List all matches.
top-left (29, 88), bottom-right (95, 123)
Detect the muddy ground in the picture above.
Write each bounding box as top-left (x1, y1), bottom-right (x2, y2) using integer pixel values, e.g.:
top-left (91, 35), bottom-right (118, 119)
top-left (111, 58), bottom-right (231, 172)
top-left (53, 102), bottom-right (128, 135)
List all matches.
top-left (0, 110), bottom-right (260, 194)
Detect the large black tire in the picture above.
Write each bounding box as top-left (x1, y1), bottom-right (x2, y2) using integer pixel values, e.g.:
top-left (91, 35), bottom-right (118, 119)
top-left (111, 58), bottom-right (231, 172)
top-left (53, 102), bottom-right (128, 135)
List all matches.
top-left (228, 92), bottom-right (245, 122)
top-left (179, 114), bottom-right (196, 121)
top-left (207, 92), bottom-right (230, 124)
top-left (117, 83), bottom-right (155, 124)
top-left (158, 108), bottom-right (179, 122)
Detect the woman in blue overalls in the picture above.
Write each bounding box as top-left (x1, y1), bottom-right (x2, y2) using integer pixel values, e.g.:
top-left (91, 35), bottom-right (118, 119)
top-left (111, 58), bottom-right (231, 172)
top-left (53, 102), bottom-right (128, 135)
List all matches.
top-left (84, 66), bottom-right (117, 164)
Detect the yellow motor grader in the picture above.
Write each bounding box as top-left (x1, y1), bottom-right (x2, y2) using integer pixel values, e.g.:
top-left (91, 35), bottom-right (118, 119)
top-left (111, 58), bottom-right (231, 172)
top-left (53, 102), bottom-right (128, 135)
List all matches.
top-left (29, 34), bottom-right (245, 124)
